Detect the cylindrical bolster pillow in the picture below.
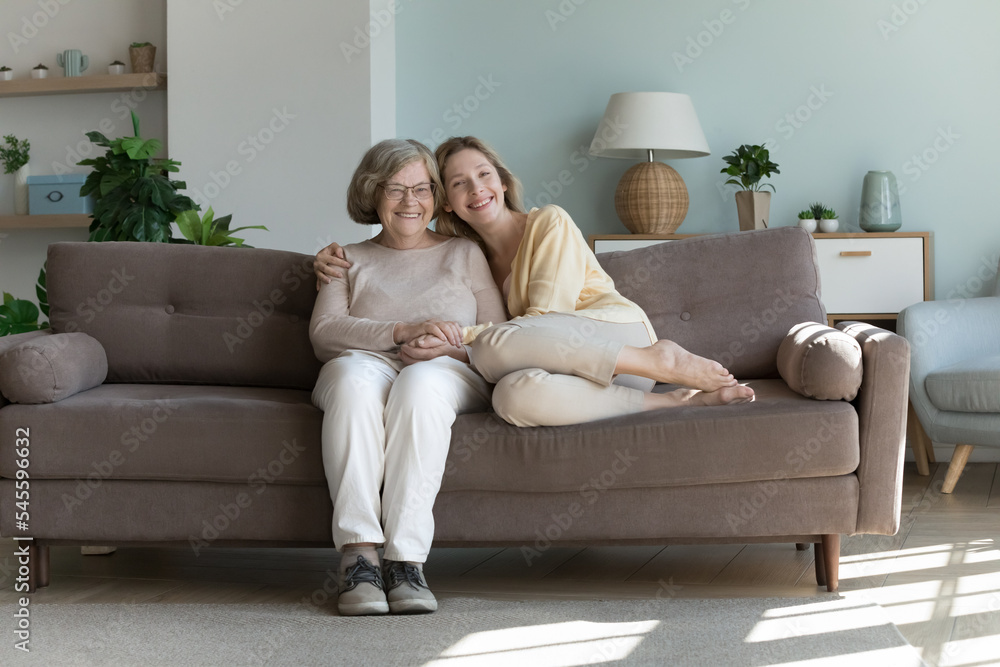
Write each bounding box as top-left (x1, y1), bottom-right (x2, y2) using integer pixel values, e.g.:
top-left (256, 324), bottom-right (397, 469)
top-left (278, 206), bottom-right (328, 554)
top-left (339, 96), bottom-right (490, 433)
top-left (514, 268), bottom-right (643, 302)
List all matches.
top-left (0, 333), bottom-right (108, 404)
top-left (777, 322), bottom-right (863, 400)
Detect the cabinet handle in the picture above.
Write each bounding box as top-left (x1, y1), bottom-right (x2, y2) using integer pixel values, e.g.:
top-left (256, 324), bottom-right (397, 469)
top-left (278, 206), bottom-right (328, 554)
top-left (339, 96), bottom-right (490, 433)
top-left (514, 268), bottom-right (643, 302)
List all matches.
top-left (840, 251), bottom-right (872, 257)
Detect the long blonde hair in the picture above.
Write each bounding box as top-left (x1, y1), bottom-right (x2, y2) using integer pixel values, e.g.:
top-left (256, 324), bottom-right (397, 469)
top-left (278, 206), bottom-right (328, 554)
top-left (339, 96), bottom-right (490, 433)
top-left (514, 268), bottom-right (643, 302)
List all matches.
top-left (434, 136), bottom-right (524, 247)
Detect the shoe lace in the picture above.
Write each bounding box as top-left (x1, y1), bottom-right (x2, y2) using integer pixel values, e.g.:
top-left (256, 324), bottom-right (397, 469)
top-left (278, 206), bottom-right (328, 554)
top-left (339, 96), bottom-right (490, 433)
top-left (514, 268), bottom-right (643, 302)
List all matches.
top-left (342, 555), bottom-right (385, 592)
top-left (384, 560), bottom-right (427, 591)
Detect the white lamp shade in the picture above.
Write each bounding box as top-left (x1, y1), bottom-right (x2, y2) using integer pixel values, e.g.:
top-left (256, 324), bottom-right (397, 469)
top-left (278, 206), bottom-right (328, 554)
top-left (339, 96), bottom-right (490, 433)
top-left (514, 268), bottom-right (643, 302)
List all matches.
top-left (589, 92), bottom-right (710, 160)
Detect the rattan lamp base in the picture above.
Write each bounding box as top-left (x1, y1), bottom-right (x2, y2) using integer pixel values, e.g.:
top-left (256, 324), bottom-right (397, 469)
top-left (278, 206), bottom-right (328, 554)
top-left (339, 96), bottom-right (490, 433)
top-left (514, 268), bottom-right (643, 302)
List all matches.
top-left (613, 161), bottom-right (689, 234)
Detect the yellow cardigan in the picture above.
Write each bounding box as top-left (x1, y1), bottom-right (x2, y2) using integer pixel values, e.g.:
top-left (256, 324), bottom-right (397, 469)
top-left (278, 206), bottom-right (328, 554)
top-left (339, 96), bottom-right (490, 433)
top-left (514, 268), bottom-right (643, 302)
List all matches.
top-left (463, 205), bottom-right (656, 344)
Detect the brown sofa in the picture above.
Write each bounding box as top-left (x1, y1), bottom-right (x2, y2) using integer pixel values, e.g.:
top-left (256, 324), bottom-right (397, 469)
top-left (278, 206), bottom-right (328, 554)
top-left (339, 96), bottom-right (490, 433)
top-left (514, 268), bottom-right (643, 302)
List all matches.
top-left (0, 227), bottom-right (910, 592)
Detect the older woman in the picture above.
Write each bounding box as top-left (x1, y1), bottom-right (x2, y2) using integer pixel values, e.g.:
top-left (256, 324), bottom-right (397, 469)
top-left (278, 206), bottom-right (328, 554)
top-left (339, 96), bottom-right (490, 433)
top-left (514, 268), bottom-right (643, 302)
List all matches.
top-left (310, 138), bottom-right (505, 616)
top-left (316, 136), bottom-right (752, 428)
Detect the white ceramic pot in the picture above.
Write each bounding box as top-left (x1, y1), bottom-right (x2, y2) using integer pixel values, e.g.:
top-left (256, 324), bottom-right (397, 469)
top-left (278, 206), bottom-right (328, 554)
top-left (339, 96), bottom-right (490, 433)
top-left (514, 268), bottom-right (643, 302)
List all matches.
top-left (108, 63), bottom-right (124, 75)
top-left (31, 68), bottom-right (47, 79)
top-left (0, 70), bottom-right (12, 81)
top-left (14, 164), bottom-right (29, 215)
top-left (819, 219), bottom-right (839, 233)
top-left (797, 218), bottom-right (817, 233)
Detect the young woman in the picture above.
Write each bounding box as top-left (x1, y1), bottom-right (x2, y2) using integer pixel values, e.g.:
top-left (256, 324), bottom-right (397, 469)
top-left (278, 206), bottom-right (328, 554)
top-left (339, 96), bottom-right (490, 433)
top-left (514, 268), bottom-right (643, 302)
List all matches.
top-left (316, 136), bottom-right (752, 427)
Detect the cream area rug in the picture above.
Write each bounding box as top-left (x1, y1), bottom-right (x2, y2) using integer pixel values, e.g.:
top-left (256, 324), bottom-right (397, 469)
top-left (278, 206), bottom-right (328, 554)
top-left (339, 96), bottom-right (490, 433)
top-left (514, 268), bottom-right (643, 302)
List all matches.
top-left (1, 596), bottom-right (925, 666)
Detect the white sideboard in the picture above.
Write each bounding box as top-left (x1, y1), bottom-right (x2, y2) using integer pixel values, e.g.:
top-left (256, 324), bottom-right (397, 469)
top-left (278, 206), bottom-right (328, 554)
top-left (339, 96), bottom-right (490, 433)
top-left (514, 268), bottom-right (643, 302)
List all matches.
top-left (590, 232), bottom-right (933, 325)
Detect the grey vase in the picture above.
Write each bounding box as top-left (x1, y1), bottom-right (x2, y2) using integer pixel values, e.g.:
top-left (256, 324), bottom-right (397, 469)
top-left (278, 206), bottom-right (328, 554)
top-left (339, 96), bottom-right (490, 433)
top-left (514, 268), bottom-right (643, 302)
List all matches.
top-left (859, 170), bottom-right (902, 232)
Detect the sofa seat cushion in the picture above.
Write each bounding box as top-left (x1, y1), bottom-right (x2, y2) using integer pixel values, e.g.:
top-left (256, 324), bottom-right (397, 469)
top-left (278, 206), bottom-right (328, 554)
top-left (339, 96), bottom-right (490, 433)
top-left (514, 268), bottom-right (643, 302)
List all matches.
top-left (925, 355), bottom-right (1000, 413)
top-left (442, 379), bottom-right (859, 493)
top-left (0, 384), bottom-right (324, 484)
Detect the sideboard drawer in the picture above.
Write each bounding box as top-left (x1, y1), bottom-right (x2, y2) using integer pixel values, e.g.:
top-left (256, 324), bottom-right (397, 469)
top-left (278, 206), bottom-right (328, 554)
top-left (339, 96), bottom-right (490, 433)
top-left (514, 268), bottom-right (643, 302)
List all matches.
top-left (813, 237), bottom-right (925, 314)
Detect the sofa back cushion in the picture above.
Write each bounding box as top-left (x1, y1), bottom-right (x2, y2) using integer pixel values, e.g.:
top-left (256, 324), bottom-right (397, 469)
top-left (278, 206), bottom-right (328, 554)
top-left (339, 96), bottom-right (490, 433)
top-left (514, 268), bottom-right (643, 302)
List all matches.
top-left (47, 242), bottom-right (321, 390)
top-left (598, 227), bottom-right (826, 378)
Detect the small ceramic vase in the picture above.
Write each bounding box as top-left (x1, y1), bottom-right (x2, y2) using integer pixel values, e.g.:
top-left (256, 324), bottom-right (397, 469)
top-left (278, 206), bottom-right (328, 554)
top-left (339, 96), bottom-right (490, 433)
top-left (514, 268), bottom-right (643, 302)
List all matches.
top-left (859, 170), bottom-right (902, 232)
top-left (798, 218), bottom-right (817, 233)
top-left (0, 70), bottom-right (12, 81)
top-left (108, 62), bottom-right (125, 75)
top-left (31, 66), bottom-right (48, 79)
top-left (819, 219), bottom-right (839, 233)
top-left (14, 164), bottom-right (29, 215)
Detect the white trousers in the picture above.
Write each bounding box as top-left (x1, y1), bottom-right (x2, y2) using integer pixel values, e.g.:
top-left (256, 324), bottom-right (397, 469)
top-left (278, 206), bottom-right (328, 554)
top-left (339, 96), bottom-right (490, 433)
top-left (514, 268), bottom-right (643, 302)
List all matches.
top-left (469, 313), bottom-right (655, 427)
top-left (311, 350), bottom-right (492, 562)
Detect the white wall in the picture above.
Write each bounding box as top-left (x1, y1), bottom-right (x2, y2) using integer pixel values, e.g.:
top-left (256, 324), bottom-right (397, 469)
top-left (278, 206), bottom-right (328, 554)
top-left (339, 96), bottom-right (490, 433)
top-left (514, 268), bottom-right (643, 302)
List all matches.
top-left (0, 0), bottom-right (166, 305)
top-left (167, 0), bottom-right (390, 254)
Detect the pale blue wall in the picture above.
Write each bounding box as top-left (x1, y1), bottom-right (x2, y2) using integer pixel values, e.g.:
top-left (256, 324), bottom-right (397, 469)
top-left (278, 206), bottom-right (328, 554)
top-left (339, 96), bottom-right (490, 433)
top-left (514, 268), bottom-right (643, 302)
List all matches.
top-left (397, 0), bottom-right (1000, 300)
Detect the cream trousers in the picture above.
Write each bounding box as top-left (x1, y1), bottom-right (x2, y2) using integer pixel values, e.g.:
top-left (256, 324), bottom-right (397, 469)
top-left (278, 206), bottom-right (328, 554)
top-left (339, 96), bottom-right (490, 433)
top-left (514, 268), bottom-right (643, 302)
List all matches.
top-left (311, 350), bottom-right (492, 562)
top-left (469, 313), bottom-right (655, 427)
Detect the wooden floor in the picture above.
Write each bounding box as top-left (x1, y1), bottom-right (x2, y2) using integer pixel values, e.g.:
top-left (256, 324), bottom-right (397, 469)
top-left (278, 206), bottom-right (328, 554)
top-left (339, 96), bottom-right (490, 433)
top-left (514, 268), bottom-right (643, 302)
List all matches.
top-left (1, 462), bottom-right (998, 666)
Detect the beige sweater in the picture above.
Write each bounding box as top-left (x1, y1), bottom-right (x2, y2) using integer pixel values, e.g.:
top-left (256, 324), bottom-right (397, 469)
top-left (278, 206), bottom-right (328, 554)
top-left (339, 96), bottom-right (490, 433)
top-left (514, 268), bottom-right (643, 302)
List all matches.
top-left (309, 237), bottom-right (506, 363)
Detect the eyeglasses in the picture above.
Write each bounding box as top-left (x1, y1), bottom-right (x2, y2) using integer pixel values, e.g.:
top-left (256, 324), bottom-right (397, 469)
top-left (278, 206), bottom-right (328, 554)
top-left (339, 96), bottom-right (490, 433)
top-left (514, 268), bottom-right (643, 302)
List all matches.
top-left (381, 183), bottom-right (436, 201)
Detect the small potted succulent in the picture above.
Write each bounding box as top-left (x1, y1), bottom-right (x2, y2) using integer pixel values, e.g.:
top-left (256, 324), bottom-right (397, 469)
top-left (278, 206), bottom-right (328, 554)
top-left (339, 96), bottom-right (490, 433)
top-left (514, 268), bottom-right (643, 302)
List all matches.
top-left (819, 207), bottom-right (839, 233)
top-left (797, 209), bottom-right (817, 233)
top-left (0, 66), bottom-right (12, 81)
top-left (798, 203), bottom-right (840, 233)
top-left (129, 42), bottom-right (156, 73)
top-left (108, 60), bottom-right (125, 75)
top-left (31, 63), bottom-right (48, 79)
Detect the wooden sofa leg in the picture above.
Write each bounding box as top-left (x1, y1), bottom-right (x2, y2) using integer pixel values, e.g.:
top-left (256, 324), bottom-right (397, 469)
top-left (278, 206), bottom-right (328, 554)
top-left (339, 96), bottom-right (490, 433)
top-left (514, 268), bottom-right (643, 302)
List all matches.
top-left (942, 444), bottom-right (974, 494)
top-left (820, 534), bottom-right (840, 592)
top-left (36, 544), bottom-right (50, 589)
top-left (907, 401), bottom-right (931, 476)
top-left (813, 542), bottom-right (827, 587)
top-left (26, 543), bottom-right (49, 592)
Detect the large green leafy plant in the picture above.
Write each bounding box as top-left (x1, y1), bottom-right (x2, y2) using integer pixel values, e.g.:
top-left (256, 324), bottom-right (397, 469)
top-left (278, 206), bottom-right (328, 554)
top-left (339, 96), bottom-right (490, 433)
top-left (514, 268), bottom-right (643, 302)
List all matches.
top-left (0, 292), bottom-right (46, 336)
top-left (175, 207), bottom-right (267, 247)
top-left (79, 111), bottom-right (196, 242)
top-left (721, 143), bottom-right (780, 192)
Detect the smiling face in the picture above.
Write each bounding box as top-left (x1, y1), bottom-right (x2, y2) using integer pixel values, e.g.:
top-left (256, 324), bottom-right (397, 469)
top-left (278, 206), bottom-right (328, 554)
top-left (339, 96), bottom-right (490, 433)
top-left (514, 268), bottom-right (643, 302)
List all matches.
top-left (442, 149), bottom-right (509, 227)
top-left (375, 160), bottom-right (436, 245)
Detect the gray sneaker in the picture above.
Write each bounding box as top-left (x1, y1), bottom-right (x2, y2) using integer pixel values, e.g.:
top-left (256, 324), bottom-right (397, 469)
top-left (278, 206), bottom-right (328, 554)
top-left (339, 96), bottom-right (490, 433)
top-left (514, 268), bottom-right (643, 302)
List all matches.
top-left (383, 560), bottom-right (438, 614)
top-left (338, 555), bottom-right (389, 616)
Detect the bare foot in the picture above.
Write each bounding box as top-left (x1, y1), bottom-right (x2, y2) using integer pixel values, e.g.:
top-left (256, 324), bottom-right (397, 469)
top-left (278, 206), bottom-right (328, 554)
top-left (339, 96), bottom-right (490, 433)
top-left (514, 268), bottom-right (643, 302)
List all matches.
top-left (692, 383), bottom-right (755, 406)
top-left (642, 384), bottom-right (754, 411)
top-left (619, 339), bottom-right (737, 392)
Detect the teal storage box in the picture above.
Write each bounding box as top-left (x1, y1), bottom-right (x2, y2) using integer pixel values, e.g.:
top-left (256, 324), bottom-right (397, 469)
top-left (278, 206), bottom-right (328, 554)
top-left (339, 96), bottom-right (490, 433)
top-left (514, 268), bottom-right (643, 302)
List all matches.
top-left (27, 174), bottom-right (94, 215)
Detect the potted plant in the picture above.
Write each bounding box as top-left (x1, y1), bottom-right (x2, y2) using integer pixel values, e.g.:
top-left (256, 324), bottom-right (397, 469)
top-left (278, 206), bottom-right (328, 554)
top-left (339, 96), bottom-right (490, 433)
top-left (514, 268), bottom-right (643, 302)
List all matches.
top-left (78, 110), bottom-right (196, 242)
top-left (819, 208), bottom-right (839, 233)
top-left (721, 143), bottom-right (780, 231)
top-left (31, 63), bottom-right (48, 79)
top-left (108, 60), bottom-right (125, 75)
top-left (0, 66), bottom-right (12, 81)
top-left (1, 134), bottom-right (30, 214)
top-left (175, 207), bottom-right (268, 247)
top-left (797, 209), bottom-right (817, 233)
top-left (128, 42), bottom-right (156, 73)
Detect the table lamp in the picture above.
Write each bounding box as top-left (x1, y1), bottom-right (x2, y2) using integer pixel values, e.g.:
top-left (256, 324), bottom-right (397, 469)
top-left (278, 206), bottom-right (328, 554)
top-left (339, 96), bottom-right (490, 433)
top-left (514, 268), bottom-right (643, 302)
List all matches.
top-left (589, 92), bottom-right (710, 234)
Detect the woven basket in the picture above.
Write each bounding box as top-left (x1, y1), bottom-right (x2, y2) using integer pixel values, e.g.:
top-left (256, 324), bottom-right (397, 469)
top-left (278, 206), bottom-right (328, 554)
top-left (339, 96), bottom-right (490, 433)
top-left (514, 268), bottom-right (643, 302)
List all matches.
top-left (614, 162), bottom-right (688, 234)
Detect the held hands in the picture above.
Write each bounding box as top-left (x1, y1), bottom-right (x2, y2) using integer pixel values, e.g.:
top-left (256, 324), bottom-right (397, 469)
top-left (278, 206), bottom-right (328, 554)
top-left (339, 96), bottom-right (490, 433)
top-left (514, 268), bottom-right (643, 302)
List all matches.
top-left (398, 330), bottom-right (469, 365)
top-left (314, 242), bottom-right (351, 289)
top-left (393, 320), bottom-right (463, 348)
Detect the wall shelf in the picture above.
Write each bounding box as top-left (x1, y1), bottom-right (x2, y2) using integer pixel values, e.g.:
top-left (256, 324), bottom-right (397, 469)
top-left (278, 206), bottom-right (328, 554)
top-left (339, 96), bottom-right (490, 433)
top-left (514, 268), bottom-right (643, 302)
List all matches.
top-left (0, 72), bottom-right (166, 98)
top-left (0, 215), bottom-right (91, 230)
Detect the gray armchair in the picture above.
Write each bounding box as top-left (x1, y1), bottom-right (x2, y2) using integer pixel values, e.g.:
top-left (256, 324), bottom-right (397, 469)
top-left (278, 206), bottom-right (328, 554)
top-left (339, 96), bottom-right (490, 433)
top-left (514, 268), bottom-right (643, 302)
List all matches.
top-left (898, 276), bottom-right (1000, 493)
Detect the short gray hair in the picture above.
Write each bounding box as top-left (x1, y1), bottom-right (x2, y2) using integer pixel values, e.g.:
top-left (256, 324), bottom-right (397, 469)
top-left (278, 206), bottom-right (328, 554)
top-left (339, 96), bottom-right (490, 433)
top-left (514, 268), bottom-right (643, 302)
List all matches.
top-left (346, 139), bottom-right (443, 225)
